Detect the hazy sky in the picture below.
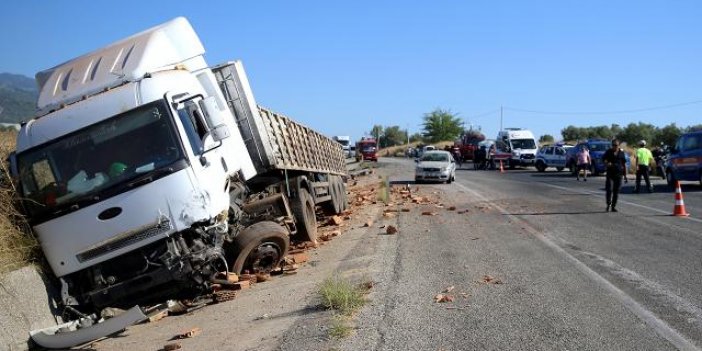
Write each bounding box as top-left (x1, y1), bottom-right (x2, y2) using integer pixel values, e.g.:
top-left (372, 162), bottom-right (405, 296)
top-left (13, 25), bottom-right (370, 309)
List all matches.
top-left (2, 1), bottom-right (701, 141)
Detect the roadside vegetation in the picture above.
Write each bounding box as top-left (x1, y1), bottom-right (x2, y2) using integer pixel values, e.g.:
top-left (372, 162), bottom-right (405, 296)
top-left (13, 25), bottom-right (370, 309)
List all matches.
top-left (318, 276), bottom-right (373, 339)
top-left (0, 131), bottom-right (38, 275)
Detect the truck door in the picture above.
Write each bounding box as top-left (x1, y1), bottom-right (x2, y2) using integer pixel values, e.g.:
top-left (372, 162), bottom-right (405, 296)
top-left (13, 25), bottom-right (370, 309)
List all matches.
top-left (172, 94), bottom-right (231, 210)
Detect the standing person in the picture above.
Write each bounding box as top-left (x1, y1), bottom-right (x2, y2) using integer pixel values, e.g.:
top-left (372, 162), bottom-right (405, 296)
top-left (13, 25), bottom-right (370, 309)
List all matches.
top-left (634, 140), bottom-right (654, 193)
top-left (576, 145), bottom-right (591, 181)
top-left (602, 139), bottom-right (628, 212)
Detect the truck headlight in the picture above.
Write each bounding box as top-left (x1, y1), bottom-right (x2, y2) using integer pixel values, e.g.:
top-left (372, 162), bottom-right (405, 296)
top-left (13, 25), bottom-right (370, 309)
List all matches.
top-left (440, 167), bottom-right (448, 172)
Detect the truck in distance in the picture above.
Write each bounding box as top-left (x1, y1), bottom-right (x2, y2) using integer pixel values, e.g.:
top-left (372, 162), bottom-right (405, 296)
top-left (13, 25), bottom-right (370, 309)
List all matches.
top-left (333, 135), bottom-right (352, 157)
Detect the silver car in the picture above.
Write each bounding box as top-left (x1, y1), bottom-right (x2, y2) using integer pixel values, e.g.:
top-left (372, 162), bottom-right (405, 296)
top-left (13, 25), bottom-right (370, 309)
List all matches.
top-left (415, 150), bottom-right (457, 183)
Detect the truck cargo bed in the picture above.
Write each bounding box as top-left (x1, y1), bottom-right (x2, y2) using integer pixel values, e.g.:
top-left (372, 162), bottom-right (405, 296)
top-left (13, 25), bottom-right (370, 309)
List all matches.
top-left (213, 61), bottom-right (346, 177)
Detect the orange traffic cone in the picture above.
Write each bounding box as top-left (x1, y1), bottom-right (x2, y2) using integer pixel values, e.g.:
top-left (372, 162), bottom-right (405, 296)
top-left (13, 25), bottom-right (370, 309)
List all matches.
top-left (672, 181), bottom-right (690, 217)
top-left (499, 160), bottom-right (505, 173)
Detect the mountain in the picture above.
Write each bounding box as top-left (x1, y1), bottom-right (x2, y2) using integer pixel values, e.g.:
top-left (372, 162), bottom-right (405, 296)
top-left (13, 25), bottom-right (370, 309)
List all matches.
top-left (0, 73), bottom-right (38, 123)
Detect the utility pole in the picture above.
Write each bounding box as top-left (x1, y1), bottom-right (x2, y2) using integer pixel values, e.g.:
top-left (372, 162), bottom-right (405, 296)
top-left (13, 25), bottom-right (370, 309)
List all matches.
top-left (500, 105), bottom-right (503, 131)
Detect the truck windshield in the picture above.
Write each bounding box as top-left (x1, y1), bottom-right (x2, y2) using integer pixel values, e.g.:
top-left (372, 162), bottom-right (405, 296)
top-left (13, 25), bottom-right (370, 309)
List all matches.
top-left (17, 100), bottom-right (184, 219)
top-left (511, 139), bottom-right (536, 149)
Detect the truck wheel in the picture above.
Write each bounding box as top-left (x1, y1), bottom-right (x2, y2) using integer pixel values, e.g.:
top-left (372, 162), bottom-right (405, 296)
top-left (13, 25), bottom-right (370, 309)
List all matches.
top-left (325, 176), bottom-right (342, 215)
top-left (231, 221), bottom-right (289, 274)
top-left (337, 178), bottom-right (349, 212)
top-left (291, 187), bottom-right (318, 244)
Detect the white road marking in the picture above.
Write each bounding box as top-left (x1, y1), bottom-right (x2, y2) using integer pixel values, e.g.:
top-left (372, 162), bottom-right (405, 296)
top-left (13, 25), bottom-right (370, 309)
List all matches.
top-left (454, 181), bottom-right (701, 351)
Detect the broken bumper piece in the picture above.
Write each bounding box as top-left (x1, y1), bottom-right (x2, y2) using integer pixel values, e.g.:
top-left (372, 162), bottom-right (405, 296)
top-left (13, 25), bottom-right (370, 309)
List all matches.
top-left (29, 306), bottom-right (147, 349)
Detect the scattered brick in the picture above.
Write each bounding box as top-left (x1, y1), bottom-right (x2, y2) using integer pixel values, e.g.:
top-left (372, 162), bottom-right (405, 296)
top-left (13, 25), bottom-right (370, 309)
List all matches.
top-left (176, 327), bottom-right (202, 339)
top-left (364, 220), bottom-right (374, 227)
top-left (434, 294), bottom-right (454, 303)
top-left (422, 211), bottom-right (437, 216)
top-left (292, 253), bottom-right (309, 264)
top-left (234, 281), bottom-right (251, 290)
top-left (164, 342), bottom-right (182, 350)
top-left (448, 206), bottom-right (456, 211)
top-left (386, 225), bottom-right (398, 234)
top-left (329, 216), bottom-right (343, 225)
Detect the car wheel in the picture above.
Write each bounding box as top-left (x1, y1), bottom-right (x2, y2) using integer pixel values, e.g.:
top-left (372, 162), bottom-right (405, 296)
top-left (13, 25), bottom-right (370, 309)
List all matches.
top-left (568, 162), bottom-right (576, 175)
top-left (536, 161), bottom-right (545, 172)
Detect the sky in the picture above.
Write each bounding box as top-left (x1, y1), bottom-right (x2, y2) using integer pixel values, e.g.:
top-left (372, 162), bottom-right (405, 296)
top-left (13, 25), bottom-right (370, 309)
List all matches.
top-left (2, 0), bottom-right (701, 142)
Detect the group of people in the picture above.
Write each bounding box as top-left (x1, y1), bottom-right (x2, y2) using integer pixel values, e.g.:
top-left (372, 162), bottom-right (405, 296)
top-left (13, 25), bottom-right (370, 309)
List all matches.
top-left (473, 144), bottom-right (498, 170)
top-left (575, 139), bottom-right (656, 212)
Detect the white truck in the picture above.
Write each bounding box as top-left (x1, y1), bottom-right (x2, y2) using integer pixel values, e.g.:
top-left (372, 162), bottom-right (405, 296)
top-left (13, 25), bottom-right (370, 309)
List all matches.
top-left (496, 128), bottom-right (539, 168)
top-left (9, 17), bottom-right (347, 348)
top-left (333, 135), bottom-right (351, 157)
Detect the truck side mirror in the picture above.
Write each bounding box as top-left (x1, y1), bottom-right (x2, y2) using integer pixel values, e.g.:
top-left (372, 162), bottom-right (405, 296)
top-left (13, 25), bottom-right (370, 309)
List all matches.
top-left (199, 97), bottom-right (230, 142)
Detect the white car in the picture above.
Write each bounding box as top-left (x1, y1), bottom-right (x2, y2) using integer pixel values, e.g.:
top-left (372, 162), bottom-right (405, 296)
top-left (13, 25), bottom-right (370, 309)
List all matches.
top-left (535, 144), bottom-right (572, 172)
top-left (415, 150), bottom-right (456, 183)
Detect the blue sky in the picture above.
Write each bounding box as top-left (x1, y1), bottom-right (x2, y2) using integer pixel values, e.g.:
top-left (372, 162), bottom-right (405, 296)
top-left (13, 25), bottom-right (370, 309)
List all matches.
top-left (2, 1), bottom-right (701, 141)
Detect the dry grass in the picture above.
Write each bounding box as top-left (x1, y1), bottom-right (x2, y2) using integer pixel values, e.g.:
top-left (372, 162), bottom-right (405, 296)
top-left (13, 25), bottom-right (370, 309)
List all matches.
top-left (0, 131), bottom-right (39, 275)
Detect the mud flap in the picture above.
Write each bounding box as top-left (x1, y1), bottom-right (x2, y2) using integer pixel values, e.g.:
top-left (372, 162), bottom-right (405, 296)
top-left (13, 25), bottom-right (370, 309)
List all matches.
top-left (29, 306), bottom-right (147, 349)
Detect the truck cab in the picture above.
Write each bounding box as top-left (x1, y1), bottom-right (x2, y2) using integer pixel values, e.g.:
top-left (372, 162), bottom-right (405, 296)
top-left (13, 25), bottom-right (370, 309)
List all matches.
top-left (356, 138), bottom-right (378, 161)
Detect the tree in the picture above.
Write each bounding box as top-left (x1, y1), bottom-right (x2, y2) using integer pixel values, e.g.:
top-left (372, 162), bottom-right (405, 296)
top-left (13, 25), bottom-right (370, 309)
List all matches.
top-left (539, 134), bottom-right (554, 144)
top-left (370, 125), bottom-right (383, 141)
top-left (382, 125), bottom-right (406, 147)
top-left (616, 122), bottom-right (657, 146)
top-left (653, 123), bottom-right (682, 147)
top-left (421, 108), bottom-right (463, 143)
top-left (409, 133), bottom-right (424, 143)
top-left (685, 124), bottom-right (702, 132)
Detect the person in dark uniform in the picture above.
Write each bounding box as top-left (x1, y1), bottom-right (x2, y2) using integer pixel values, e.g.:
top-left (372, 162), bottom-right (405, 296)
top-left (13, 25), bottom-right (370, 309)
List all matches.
top-left (602, 139), bottom-right (628, 212)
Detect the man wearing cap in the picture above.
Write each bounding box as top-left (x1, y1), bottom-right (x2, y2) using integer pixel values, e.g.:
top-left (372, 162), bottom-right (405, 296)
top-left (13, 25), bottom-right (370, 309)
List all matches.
top-left (634, 140), bottom-right (654, 193)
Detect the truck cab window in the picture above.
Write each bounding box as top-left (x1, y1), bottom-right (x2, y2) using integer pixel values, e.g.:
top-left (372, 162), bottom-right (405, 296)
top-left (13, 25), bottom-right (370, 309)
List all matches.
top-left (177, 103), bottom-right (206, 155)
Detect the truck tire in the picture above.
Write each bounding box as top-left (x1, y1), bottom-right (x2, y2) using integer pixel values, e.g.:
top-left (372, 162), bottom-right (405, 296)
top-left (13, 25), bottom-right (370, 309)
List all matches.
top-left (337, 178), bottom-right (349, 212)
top-left (231, 221), bottom-right (290, 274)
top-left (291, 187), bottom-right (318, 244)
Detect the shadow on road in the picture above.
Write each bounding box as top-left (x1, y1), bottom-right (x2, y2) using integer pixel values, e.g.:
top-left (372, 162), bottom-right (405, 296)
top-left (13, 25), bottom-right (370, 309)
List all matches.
top-left (503, 211), bottom-right (605, 216)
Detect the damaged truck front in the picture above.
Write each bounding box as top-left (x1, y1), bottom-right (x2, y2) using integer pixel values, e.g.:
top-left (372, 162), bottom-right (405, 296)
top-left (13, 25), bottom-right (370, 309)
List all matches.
top-left (10, 17), bottom-right (346, 348)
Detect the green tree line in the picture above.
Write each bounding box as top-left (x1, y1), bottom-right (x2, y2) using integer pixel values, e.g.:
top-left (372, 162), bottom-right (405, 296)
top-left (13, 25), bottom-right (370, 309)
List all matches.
top-left (561, 122), bottom-right (702, 147)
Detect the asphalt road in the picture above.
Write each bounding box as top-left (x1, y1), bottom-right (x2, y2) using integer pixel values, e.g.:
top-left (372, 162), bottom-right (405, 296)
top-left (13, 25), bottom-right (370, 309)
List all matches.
top-left (339, 158), bottom-right (702, 351)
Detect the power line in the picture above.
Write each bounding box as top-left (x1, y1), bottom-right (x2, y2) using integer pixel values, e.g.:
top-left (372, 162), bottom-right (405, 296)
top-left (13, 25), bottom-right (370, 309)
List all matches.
top-left (503, 99), bottom-right (702, 115)
top-left (469, 109), bottom-right (501, 118)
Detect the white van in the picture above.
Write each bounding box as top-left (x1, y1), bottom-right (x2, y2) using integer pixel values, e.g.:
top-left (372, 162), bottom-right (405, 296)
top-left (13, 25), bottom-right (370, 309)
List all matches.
top-left (497, 128), bottom-right (539, 168)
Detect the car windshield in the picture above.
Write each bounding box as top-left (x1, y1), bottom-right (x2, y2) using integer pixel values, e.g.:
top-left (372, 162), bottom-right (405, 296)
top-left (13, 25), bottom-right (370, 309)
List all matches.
top-left (511, 139), bottom-right (536, 149)
top-left (588, 142), bottom-right (609, 151)
top-left (17, 100), bottom-right (184, 218)
top-left (421, 153), bottom-right (448, 162)
top-left (362, 146), bottom-right (376, 153)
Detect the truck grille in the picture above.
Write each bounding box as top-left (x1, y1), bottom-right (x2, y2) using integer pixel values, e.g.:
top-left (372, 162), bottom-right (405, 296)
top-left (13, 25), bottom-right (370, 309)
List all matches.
top-left (423, 168), bottom-right (441, 172)
top-left (76, 218), bottom-right (172, 263)
top-left (521, 154), bottom-right (535, 160)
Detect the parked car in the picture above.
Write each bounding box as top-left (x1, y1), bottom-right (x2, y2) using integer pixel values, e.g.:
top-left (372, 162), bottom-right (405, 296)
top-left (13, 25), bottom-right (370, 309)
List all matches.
top-left (566, 139), bottom-right (629, 176)
top-left (415, 150), bottom-right (456, 183)
top-left (535, 144), bottom-right (572, 172)
top-left (664, 131), bottom-right (702, 186)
